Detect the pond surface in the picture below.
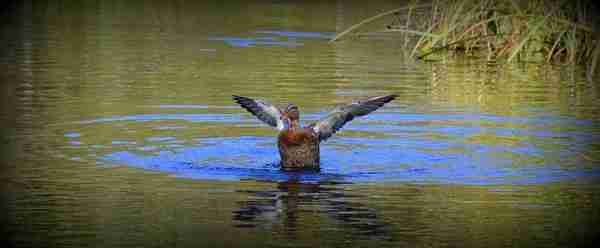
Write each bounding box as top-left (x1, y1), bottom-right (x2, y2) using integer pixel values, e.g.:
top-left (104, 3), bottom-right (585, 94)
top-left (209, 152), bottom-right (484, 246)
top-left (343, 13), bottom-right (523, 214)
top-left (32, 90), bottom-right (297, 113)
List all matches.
top-left (2, 1), bottom-right (600, 247)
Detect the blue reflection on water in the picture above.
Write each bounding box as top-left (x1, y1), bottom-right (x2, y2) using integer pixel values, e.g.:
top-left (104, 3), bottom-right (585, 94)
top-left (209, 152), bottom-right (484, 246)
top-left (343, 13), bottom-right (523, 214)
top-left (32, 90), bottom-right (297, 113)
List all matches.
top-left (75, 110), bottom-right (600, 185)
top-left (208, 30), bottom-right (332, 48)
top-left (103, 137), bottom-right (346, 183)
top-left (99, 134), bottom-right (599, 185)
top-left (64, 132), bottom-right (81, 138)
top-left (145, 136), bottom-right (177, 142)
top-left (208, 37), bottom-right (302, 48)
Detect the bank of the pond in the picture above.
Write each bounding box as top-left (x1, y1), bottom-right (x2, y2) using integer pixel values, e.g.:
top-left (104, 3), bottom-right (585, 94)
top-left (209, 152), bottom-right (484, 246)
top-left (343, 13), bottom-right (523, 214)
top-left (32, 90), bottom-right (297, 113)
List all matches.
top-left (330, 0), bottom-right (600, 82)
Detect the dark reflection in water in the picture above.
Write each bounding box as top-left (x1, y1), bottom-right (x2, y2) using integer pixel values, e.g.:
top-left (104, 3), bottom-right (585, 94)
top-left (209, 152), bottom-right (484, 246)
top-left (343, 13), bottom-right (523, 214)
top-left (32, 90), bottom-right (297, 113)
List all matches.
top-left (233, 180), bottom-right (390, 240)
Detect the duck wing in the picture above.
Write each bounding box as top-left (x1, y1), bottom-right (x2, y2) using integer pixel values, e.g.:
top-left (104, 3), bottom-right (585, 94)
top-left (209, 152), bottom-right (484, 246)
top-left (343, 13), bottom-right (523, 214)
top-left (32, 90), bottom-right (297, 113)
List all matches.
top-left (232, 95), bottom-right (285, 131)
top-left (311, 94), bottom-right (397, 141)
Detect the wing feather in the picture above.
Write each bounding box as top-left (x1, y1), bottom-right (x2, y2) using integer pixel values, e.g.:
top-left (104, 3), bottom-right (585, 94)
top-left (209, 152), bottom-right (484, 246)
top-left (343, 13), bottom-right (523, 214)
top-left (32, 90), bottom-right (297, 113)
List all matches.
top-left (312, 94), bottom-right (397, 141)
top-left (232, 95), bottom-right (285, 130)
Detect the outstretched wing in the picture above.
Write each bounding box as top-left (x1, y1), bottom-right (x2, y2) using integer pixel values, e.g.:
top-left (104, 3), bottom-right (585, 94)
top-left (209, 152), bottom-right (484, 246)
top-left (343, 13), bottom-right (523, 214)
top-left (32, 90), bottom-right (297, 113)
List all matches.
top-left (232, 95), bottom-right (285, 131)
top-left (312, 94), bottom-right (397, 141)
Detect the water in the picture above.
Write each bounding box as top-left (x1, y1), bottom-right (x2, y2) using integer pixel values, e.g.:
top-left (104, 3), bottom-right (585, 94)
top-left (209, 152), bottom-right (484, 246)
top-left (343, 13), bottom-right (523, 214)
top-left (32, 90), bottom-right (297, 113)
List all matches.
top-left (2, 1), bottom-right (600, 247)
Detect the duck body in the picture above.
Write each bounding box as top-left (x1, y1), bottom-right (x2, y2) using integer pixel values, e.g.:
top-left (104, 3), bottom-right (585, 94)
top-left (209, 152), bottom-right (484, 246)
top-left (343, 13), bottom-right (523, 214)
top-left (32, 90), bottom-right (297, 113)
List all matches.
top-left (277, 127), bottom-right (320, 169)
top-left (233, 94), bottom-right (397, 170)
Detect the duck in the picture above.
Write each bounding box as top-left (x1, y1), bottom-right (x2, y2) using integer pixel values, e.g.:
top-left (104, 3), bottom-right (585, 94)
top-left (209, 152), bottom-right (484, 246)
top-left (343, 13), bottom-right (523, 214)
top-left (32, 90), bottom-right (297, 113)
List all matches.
top-left (232, 94), bottom-right (397, 170)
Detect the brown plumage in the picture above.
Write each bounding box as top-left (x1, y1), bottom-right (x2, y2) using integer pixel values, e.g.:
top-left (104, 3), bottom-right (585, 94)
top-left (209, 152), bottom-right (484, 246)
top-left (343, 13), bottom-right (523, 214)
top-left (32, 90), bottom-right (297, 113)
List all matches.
top-left (232, 94), bottom-right (397, 170)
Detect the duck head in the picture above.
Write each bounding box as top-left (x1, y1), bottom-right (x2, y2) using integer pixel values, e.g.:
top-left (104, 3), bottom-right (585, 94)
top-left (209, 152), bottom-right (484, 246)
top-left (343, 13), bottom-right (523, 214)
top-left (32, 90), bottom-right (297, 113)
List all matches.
top-left (281, 104), bottom-right (300, 129)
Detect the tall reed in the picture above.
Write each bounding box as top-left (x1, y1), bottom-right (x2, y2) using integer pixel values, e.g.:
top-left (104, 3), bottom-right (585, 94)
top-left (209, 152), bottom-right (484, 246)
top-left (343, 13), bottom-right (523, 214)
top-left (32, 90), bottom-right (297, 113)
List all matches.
top-left (331, 0), bottom-right (600, 82)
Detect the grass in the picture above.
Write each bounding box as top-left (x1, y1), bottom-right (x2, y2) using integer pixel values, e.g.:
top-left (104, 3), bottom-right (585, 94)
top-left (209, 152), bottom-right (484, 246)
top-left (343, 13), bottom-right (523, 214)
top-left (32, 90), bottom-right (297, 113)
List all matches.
top-left (330, 0), bottom-right (600, 82)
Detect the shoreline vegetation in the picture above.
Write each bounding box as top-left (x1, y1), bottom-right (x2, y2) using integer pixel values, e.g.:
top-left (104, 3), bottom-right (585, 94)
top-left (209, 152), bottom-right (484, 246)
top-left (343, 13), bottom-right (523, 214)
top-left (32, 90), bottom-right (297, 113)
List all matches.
top-left (330, 0), bottom-right (599, 82)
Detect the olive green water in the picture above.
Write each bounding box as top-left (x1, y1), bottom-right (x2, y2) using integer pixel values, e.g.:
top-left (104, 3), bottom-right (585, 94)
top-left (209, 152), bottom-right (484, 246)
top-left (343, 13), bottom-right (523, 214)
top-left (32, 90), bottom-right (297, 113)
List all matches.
top-left (2, 1), bottom-right (600, 247)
